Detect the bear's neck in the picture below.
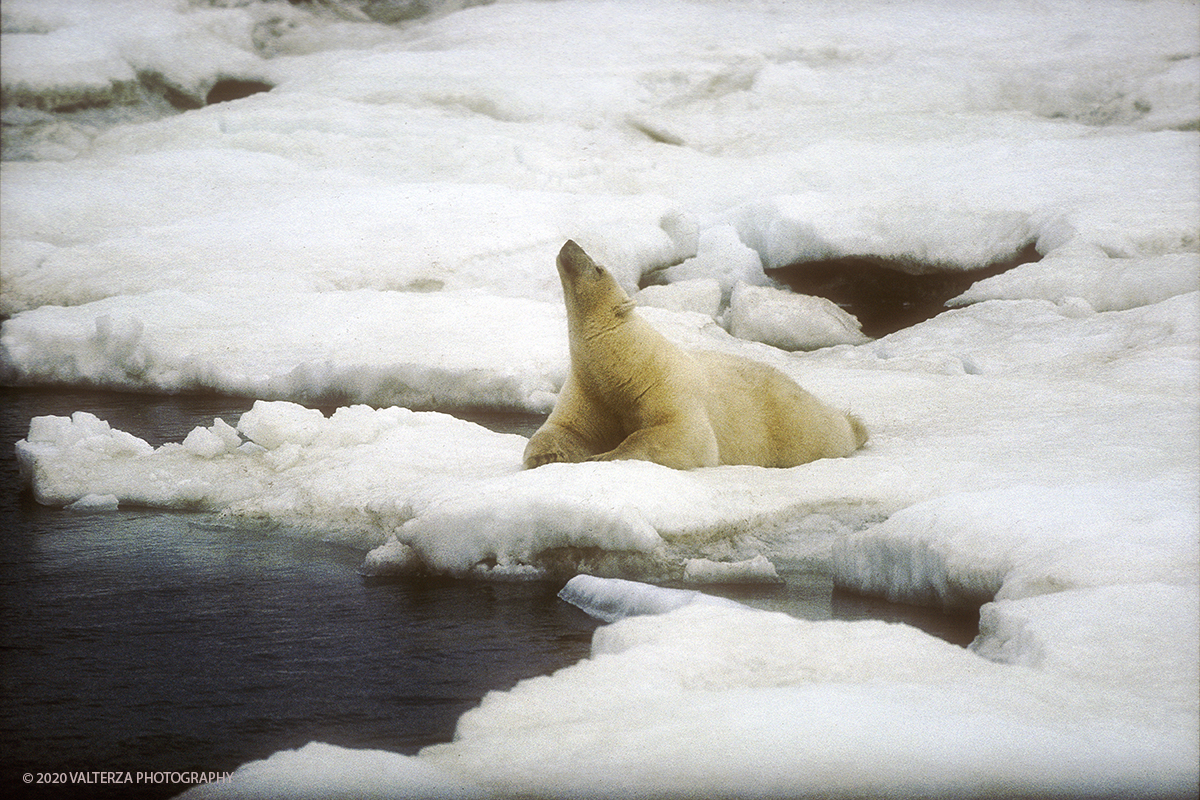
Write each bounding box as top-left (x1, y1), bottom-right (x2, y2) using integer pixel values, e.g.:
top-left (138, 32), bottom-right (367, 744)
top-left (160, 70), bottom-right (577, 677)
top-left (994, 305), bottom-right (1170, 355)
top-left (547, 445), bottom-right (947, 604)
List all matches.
top-left (569, 309), bottom-right (663, 404)
top-left (566, 298), bottom-right (629, 356)
top-left (569, 314), bottom-right (625, 369)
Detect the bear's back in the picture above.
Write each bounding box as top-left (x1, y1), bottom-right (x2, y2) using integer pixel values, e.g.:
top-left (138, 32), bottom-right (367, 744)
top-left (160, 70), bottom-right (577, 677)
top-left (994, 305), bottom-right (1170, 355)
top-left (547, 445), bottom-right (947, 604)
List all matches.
top-left (692, 350), bottom-right (860, 467)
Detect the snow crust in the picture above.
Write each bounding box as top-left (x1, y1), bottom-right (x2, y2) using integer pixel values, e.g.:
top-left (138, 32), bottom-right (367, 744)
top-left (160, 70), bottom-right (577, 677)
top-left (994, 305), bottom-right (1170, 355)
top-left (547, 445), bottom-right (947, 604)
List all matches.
top-left (635, 277), bottom-right (722, 318)
top-left (189, 592), bottom-right (1197, 799)
top-left (832, 481), bottom-right (1199, 608)
top-left (4, 0), bottom-right (1198, 797)
top-left (180, 741), bottom-right (486, 800)
top-left (417, 600), bottom-right (1196, 799)
top-left (1, 290), bottom-right (569, 410)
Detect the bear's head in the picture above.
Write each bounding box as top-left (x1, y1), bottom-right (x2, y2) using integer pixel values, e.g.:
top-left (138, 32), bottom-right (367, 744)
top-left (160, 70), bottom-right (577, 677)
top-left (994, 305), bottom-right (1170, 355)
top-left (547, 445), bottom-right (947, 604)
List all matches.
top-left (557, 240), bottom-right (635, 328)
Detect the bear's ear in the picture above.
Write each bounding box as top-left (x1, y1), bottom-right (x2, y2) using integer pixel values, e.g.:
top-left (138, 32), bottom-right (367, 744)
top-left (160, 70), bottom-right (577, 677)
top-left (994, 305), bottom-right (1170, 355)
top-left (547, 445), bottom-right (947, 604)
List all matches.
top-left (615, 299), bottom-right (636, 317)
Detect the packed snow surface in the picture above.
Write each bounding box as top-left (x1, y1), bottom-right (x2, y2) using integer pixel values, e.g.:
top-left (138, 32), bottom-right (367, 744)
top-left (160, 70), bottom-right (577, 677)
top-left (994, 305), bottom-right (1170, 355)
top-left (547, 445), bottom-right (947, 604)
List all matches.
top-left (4, 0), bottom-right (1198, 797)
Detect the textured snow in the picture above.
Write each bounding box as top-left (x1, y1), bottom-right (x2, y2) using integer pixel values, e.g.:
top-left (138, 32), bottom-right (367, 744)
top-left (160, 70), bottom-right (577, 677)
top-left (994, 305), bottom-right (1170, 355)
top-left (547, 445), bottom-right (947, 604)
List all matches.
top-left (416, 600), bottom-right (1196, 799)
top-left (4, 0), bottom-right (1198, 797)
top-left (635, 277), bottom-right (722, 318)
top-left (832, 482), bottom-right (1199, 608)
top-left (1, 290), bottom-right (569, 410)
top-left (181, 741), bottom-right (486, 800)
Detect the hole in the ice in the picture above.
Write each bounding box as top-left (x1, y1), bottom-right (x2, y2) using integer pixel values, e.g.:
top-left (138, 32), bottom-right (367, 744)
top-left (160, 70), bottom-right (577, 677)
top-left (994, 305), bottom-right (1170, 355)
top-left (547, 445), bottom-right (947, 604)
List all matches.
top-left (829, 587), bottom-right (980, 647)
top-left (135, 74), bottom-right (275, 111)
top-left (766, 242), bottom-right (1042, 338)
top-left (205, 79), bottom-right (274, 106)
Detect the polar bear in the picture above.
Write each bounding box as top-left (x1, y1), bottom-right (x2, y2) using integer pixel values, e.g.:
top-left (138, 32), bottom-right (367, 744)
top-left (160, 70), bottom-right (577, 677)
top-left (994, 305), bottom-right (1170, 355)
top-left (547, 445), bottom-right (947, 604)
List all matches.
top-left (523, 240), bottom-right (867, 470)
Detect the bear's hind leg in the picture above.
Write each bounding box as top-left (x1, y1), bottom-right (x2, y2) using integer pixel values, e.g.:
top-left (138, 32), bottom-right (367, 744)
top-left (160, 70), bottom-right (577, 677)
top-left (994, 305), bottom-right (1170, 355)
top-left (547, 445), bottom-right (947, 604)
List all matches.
top-left (589, 418), bottom-right (718, 470)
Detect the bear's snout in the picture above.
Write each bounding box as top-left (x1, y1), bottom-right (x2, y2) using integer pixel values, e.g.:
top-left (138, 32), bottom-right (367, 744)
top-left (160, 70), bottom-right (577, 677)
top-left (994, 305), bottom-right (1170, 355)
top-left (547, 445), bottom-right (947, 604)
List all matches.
top-left (557, 239), bottom-right (593, 278)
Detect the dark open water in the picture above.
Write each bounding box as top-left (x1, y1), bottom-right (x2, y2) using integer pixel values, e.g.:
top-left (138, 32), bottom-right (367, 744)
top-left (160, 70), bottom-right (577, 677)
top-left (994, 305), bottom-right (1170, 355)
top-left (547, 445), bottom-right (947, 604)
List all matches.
top-left (0, 387), bottom-right (976, 799)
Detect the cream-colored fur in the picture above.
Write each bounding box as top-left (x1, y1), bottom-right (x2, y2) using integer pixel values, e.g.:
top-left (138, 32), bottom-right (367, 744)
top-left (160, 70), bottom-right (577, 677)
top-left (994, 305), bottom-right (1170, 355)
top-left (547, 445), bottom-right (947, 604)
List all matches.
top-left (524, 240), bottom-right (868, 470)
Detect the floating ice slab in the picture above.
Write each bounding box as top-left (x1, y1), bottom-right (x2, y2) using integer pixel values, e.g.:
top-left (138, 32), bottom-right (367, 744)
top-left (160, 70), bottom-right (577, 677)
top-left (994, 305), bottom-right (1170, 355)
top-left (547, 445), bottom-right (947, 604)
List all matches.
top-left (1, 289), bottom-right (570, 411)
top-left (14, 399), bottom-right (868, 572)
top-left (558, 574), bottom-right (745, 622)
top-left (4, 0), bottom-right (1198, 796)
top-left (949, 249), bottom-right (1200, 312)
top-left (832, 481), bottom-right (1200, 609)
top-left (181, 582), bottom-right (1198, 799)
top-left (728, 280), bottom-right (870, 350)
top-left (15, 290), bottom-right (1197, 578)
top-left (64, 492), bottom-right (119, 512)
top-left (0, 0), bottom-right (271, 110)
top-left (413, 600), bottom-right (1196, 799)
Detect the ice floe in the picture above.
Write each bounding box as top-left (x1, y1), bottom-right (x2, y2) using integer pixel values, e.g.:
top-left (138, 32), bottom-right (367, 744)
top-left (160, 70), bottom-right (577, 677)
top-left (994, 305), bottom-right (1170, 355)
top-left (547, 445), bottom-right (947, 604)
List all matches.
top-left (5, 0), bottom-right (1197, 796)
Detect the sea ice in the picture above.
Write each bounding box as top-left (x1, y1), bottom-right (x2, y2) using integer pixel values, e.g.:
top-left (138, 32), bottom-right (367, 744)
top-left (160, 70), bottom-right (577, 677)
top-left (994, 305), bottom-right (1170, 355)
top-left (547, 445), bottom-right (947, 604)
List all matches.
top-left (414, 599), bottom-right (1196, 799)
top-left (831, 481), bottom-right (1200, 609)
top-left (727, 280), bottom-right (870, 350)
top-left (949, 248), bottom-right (1200, 312)
top-left (557, 574), bottom-right (745, 622)
top-left (64, 492), bottom-right (119, 512)
top-left (649, 225), bottom-right (770, 304)
top-left (635, 278), bottom-right (722, 318)
top-left (4, 0), bottom-right (1197, 797)
top-left (180, 741), bottom-right (485, 800)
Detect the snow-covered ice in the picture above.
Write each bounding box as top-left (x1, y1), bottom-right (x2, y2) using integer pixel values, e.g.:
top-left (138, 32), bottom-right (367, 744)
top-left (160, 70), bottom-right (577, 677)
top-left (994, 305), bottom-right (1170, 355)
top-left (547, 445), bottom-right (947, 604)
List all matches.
top-left (558, 573), bottom-right (748, 622)
top-left (187, 586), bottom-right (1196, 799)
top-left (0, 289), bottom-right (570, 410)
top-left (728, 280), bottom-right (871, 350)
top-left (413, 597), bottom-right (1196, 799)
top-left (4, 0), bottom-right (1198, 797)
top-left (179, 741), bottom-right (487, 800)
top-left (635, 277), bottom-right (723, 318)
